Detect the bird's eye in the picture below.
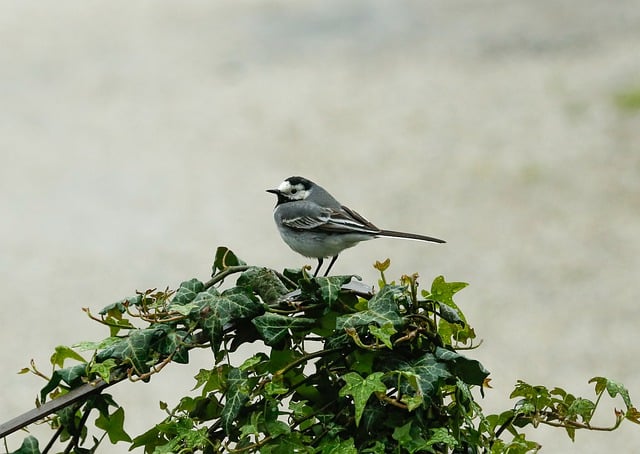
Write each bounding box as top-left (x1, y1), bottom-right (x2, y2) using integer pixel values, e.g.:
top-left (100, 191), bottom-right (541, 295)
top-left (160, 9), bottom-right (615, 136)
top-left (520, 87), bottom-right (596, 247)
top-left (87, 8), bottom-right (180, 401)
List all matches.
top-left (290, 188), bottom-right (298, 194)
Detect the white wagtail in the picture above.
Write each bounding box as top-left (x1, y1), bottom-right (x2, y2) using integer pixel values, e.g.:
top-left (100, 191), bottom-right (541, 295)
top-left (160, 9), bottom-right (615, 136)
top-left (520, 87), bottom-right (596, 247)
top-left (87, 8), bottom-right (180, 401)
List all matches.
top-left (267, 176), bottom-right (445, 277)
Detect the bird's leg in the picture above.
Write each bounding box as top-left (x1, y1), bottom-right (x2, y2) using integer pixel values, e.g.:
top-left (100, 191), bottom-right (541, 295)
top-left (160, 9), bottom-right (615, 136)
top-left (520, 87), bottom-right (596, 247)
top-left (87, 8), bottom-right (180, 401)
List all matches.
top-left (313, 258), bottom-right (324, 277)
top-left (323, 255), bottom-right (339, 277)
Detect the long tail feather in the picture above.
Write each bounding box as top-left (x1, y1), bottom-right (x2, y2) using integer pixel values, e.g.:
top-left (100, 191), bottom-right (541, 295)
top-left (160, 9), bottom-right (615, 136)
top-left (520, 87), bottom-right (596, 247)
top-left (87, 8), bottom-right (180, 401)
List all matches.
top-left (378, 230), bottom-right (446, 243)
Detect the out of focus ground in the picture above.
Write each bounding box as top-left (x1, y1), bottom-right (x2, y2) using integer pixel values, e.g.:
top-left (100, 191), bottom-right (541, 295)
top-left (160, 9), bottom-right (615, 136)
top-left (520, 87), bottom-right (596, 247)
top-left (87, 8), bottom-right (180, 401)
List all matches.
top-left (1, 1), bottom-right (639, 452)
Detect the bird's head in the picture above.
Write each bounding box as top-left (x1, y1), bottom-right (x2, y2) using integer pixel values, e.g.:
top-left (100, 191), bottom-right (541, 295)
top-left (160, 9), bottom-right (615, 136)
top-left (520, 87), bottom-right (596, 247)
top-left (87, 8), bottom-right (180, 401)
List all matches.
top-left (267, 176), bottom-right (313, 204)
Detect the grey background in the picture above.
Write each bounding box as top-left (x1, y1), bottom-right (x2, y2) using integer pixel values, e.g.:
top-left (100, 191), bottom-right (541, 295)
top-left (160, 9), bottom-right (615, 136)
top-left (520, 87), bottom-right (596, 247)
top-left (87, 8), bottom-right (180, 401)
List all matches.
top-left (2, 1), bottom-right (639, 452)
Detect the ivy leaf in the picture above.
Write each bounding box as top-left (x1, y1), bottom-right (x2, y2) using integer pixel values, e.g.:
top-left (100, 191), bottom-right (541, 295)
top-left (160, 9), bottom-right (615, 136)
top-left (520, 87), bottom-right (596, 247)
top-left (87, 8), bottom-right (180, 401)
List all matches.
top-left (95, 407), bottom-right (132, 443)
top-left (40, 364), bottom-right (88, 402)
top-left (73, 337), bottom-right (122, 352)
top-left (336, 285), bottom-right (404, 330)
top-left (197, 287), bottom-right (262, 352)
top-left (99, 295), bottom-right (141, 315)
top-left (434, 347), bottom-right (489, 386)
top-left (590, 377), bottom-right (633, 409)
top-left (130, 425), bottom-right (166, 452)
top-left (339, 372), bottom-right (387, 426)
top-left (252, 313), bottom-right (315, 346)
top-left (437, 303), bottom-right (464, 325)
top-left (10, 436), bottom-right (40, 454)
top-left (96, 326), bottom-right (169, 375)
top-left (316, 437), bottom-right (358, 454)
top-left (388, 353), bottom-right (452, 407)
top-left (261, 433), bottom-right (313, 454)
top-left (237, 267), bottom-right (290, 304)
top-left (171, 278), bottom-right (205, 305)
top-left (510, 381), bottom-right (552, 410)
top-left (96, 301), bottom-right (136, 337)
top-left (426, 427), bottom-right (458, 449)
top-left (425, 276), bottom-right (468, 305)
top-left (625, 407), bottom-right (640, 425)
top-left (221, 368), bottom-right (250, 435)
top-left (315, 275), bottom-right (354, 305)
top-left (265, 419), bottom-right (291, 438)
top-left (368, 323), bottom-right (396, 349)
top-left (566, 397), bottom-right (596, 423)
top-left (89, 358), bottom-right (118, 383)
top-left (50, 345), bottom-right (86, 368)
top-left (392, 421), bottom-right (431, 453)
top-left (213, 246), bottom-right (246, 274)
top-left (156, 329), bottom-right (190, 364)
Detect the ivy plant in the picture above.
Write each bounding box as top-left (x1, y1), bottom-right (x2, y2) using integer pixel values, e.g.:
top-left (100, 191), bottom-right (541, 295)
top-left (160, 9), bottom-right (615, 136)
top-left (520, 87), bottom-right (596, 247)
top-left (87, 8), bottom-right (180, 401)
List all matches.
top-left (5, 247), bottom-right (639, 453)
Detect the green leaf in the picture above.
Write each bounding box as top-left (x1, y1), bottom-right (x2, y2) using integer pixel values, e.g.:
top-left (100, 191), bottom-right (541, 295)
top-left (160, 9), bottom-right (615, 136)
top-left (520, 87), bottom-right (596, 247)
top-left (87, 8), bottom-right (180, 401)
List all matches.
top-left (368, 323), bottom-right (396, 349)
top-left (261, 433), bottom-right (314, 454)
top-left (213, 246), bottom-right (246, 273)
top-left (171, 278), bottom-right (205, 305)
top-left (425, 275), bottom-right (468, 305)
top-left (392, 421), bottom-right (431, 453)
top-left (95, 407), bottom-right (132, 443)
top-left (374, 258), bottom-right (391, 272)
top-left (221, 368), bottom-right (250, 435)
top-left (351, 350), bottom-right (375, 375)
top-left (590, 376), bottom-right (633, 409)
top-left (337, 285), bottom-right (404, 330)
top-left (156, 329), bottom-right (190, 364)
top-left (252, 313), bottom-right (315, 346)
top-left (95, 326), bottom-right (169, 375)
top-left (339, 372), bottom-right (386, 426)
top-left (99, 296), bottom-right (139, 315)
top-left (388, 353), bottom-right (452, 406)
top-left (265, 380), bottom-right (289, 396)
top-left (315, 275), bottom-right (354, 305)
top-left (10, 436), bottom-right (39, 454)
top-left (50, 345), bottom-right (86, 368)
top-left (437, 303), bottom-right (464, 325)
top-left (197, 287), bottom-right (262, 352)
top-left (626, 407), bottom-right (640, 425)
top-left (40, 364), bottom-right (88, 402)
top-left (97, 301), bottom-right (136, 337)
top-left (237, 267), bottom-right (290, 304)
top-left (130, 425), bottom-right (166, 452)
top-left (427, 427), bottom-right (458, 448)
top-left (435, 347), bottom-right (489, 386)
top-left (567, 397), bottom-right (596, 421)
top-left (73, 337), bottom-right (122, 352)
top-left (510, 381), bottom-right (552, 411)
top-left (316, 437), bottom-right (358, 454)
top-left (265, 419), bottom-right (291, 437)
top-left (89, 358), bottom-right (117, 383)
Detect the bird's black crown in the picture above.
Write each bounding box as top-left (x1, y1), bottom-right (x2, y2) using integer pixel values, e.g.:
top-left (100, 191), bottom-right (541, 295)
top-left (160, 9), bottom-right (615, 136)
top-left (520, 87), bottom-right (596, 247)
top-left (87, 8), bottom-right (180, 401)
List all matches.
top-left (285, 176), bottom-right (313, 190)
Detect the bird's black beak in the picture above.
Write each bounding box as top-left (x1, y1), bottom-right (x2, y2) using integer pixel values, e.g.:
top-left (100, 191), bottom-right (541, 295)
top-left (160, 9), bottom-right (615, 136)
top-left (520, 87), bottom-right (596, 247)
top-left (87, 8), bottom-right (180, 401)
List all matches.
top-left (267, 188), bottom-right (288, 205)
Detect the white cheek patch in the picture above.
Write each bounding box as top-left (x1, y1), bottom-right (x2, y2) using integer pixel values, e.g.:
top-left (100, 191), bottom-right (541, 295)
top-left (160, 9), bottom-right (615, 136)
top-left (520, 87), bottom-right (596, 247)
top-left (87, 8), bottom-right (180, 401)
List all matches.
top-left (280, 180), bottom-right (310, 200)
top-left (278, 180), bottom-right (292, 193)
top-left (296, 188), bottom-right (310, 200)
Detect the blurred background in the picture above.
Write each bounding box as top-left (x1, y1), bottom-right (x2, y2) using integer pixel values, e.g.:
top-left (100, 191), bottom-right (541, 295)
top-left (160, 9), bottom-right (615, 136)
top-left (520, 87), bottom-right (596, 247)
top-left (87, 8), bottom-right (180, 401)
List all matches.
top-left (1, 1), bottom-right (639, 452)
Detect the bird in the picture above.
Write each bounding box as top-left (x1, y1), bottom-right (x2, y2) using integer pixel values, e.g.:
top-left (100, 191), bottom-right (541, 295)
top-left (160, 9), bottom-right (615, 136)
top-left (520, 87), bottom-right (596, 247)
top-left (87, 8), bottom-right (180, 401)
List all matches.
top-left (267, 176), bottom-right (445, 277)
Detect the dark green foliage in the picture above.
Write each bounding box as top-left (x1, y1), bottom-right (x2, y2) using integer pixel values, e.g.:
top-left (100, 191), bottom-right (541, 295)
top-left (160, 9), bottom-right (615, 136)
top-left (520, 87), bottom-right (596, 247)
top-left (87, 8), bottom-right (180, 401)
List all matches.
top-left (10, 247), bottom-right (638, 453)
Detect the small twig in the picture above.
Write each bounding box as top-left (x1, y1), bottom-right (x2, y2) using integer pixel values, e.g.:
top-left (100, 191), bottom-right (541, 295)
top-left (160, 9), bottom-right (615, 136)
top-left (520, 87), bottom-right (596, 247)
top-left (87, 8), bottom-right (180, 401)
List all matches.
top-left (274, 348), bottom-right (342, 379)
top-left (82, 308), bottom-right (134, 330)
top-left (128, 353), bottom-right (175, 382)
top-left (538, 411), bottom-right (622, 432)
top-left (273, 270), bottom-right (298, 289)
top-left (204, 266), bottom-right (252, 289)
top-left (376, 392), bottom-right (409, 410)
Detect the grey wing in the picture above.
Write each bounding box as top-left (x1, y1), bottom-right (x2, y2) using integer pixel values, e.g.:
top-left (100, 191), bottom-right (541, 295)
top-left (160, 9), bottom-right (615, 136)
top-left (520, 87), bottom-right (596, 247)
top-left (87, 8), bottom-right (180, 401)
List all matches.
top-left (280, 201), bottom-right (382, 235)
top-left (280, 202), bottom-right (333, 231)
